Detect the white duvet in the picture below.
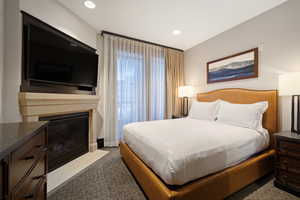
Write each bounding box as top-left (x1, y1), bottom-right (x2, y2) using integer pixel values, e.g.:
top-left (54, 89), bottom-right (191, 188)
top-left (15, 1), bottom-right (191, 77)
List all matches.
top-left (123, 118), bottom-right (269, 185)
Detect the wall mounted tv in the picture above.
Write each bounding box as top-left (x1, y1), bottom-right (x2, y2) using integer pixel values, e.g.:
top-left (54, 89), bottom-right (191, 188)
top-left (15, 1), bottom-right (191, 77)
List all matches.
top-left (22, 12), bottom-right (98, 94)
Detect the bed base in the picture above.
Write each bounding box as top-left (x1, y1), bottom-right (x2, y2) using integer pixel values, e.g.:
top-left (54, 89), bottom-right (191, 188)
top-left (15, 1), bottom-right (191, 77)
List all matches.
top-left (120, 142), bottom-right (275, 200)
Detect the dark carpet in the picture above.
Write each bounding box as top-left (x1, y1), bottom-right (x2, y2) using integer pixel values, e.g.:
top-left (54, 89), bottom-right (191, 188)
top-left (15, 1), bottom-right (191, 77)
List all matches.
top-left (48, 149), bottom-right (299, 200)
top-left (48, 149), bottom-right (146, 200)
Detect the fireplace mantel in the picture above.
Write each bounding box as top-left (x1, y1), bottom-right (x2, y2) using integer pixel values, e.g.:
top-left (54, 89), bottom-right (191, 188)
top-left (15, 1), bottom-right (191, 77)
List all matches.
top-left (19, 92), bottom-right (100, 152)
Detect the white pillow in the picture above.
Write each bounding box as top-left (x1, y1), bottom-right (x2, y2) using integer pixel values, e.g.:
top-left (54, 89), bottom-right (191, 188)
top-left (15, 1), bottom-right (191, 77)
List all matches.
top-left (188, 100), bottom-right (220, 121)
top-left (216, 100), bottom-right (268, 133)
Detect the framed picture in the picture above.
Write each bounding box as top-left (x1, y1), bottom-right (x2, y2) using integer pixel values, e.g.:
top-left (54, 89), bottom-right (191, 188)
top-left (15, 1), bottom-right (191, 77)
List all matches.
top-left (207, 48), bottom-right (258, 84)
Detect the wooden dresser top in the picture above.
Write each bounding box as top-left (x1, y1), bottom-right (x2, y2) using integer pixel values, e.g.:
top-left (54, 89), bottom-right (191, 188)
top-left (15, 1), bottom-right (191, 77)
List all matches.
top-left (0, 121), bottom-right (48, 160)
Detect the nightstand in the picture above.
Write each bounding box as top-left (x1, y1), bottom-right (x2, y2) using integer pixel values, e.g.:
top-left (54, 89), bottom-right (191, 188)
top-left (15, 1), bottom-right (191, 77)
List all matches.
top-left (274, 131), bottom-right (300, 197)
top-left (172, 115), bottom-right (185, 119)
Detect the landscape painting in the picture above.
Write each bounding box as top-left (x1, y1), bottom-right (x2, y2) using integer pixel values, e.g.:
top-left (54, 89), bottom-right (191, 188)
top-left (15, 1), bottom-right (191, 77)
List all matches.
top-left (207, 48), bottom-right (258, 83)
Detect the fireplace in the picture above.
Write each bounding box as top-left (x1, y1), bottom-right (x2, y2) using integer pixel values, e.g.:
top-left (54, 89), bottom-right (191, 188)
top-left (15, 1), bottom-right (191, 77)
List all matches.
top-left (40, 112), bottom-right (89, 172)
top-left (19, 92), bottom-right (99, 157)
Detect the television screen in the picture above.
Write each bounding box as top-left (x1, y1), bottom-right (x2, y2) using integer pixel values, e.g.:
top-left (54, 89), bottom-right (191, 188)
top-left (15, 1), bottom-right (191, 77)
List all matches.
top-left (26, 24), bottom-right (98, 87)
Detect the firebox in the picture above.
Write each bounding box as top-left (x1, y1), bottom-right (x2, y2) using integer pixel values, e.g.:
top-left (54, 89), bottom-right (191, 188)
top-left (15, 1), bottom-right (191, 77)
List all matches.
top-left (40, 112), bottom-right (89, 172)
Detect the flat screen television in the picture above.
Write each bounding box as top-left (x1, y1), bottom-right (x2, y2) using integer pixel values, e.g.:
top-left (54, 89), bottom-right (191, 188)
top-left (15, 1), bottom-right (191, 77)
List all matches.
top-left (24, 24), bottom-right (98, 88)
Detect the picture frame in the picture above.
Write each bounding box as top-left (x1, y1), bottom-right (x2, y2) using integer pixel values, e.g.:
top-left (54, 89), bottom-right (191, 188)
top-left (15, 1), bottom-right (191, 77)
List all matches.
top-left (207, 48), bottom-right (258, 84)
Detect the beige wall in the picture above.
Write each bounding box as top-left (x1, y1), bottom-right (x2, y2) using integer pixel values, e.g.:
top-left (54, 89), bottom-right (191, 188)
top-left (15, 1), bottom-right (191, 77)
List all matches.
top-left (184, 0), bottom-right (300, 131)
top-left (2, 0), bottom-right (98, 123)
top-left (3, 0), bottom-right (22, 122)
top-left (0, 0), bottom-right (3, 122)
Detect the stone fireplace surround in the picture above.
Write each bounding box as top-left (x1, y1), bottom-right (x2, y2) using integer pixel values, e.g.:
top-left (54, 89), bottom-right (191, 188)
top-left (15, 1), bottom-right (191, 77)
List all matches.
top-left (19, 92), bottom-right (100, 152)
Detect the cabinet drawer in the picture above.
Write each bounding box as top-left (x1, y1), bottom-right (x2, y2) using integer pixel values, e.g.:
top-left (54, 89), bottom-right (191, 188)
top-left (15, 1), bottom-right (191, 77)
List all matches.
top-left (277, 156), bottom-right (300, 174)
top-left (11, 157), bottom-right (46, 200)
top-left (278, 140), bottom-right (300, 153)
top-left (12, 177), bottom-right (46, 200)
top-left (275, 169), bottom-right (286, 185)
top-left (35, 182), bottom-right (46, 200)
top-left (11, 131), bottom-right (46, 188)
top-left (275, 169), bottom-right (300, 189)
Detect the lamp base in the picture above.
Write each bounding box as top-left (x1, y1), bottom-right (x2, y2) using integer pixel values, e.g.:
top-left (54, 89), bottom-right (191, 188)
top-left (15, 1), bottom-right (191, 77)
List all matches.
top-left (291, 95), bottom-right (300, 134)
top-left (182, 97), bottom-right (189, 116)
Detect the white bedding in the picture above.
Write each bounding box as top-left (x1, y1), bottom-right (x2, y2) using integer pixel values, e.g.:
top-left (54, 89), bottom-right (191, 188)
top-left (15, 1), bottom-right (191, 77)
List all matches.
top-left (123, 118), bottom-right (269, 185)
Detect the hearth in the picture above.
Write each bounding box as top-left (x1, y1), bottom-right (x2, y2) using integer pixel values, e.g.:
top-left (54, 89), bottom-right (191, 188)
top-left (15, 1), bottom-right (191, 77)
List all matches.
top-left (40, 112), bottom-right (89, 172)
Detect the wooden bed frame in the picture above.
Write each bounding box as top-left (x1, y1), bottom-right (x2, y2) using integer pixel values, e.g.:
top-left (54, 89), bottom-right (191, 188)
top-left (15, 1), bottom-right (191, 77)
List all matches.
top-left (120, 88), bottom-right (278, 200)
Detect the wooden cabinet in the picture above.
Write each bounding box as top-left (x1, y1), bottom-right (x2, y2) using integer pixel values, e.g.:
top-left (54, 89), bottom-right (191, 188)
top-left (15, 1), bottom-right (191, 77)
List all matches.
top-left (10, 132), bottom-right (46, 189)
top-left (0, 122), bottom-right (48, 200)
top-left (0, 160), bottom-right (4, 200)
top-left (10, 130), bottom-right (47, 200)
top-left (274, 131), bottom-right (300, 197)
top-left (1, 158), bottom-right (9, 200)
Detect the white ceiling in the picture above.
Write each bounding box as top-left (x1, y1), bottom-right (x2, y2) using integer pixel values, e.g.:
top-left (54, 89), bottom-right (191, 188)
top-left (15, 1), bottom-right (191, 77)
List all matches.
top-left (57, 0), bottom-right (287, 50)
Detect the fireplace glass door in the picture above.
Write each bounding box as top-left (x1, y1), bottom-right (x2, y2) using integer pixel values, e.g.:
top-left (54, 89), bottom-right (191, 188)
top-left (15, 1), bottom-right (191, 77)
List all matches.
top-left (40, 112), bottom-right (89, 172)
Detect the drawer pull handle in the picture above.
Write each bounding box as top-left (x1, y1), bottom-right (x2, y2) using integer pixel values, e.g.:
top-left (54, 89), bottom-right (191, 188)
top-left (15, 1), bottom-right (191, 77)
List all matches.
top-left (23, 194), bottom-right (34, 199)
top-left (43, 147), bottom-right (48, 152)
top-left (32, 175), bottom-right (45, 180)
top-left (24, 155), bottom-right (34, 160)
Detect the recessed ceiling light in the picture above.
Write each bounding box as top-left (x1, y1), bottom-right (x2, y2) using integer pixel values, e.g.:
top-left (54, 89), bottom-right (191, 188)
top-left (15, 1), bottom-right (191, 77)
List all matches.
top-left (172, 30), bottom-right (182, 35)
top-left (84, 0), bottom-right (96, 9)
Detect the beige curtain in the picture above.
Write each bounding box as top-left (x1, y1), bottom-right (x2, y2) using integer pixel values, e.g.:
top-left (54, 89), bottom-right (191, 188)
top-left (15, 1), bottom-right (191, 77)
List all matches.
top-left (99, 34), bottom-right (166, 146)
top-left (165, 48), bottom-right (185, 118)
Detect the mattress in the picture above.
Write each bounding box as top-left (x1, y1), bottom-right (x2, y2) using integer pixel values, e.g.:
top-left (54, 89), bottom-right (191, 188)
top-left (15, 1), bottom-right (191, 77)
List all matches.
top-left (123, 118), bottom-right (269, 185)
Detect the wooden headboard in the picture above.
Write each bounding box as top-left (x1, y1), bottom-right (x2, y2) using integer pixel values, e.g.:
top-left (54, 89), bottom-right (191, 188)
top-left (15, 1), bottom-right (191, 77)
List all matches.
top-left (197, 88), bottom-right (278, 134)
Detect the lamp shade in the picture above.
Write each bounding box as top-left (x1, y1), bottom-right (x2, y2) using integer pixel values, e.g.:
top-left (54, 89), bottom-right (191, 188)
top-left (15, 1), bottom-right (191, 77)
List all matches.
top-left (279, 73), bottom-right (300, 96)
top-left (178, 86), bottom-right (194, 97)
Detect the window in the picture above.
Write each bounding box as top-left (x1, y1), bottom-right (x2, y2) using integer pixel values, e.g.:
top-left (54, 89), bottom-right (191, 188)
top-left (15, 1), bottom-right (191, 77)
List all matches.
top-left (116, 48), bottom-right (166, 140)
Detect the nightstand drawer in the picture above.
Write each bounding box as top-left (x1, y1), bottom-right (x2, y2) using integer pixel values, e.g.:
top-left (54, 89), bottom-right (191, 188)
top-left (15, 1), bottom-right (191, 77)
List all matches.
top-left (278, 140), bottom-right (300, 153)
top-left (275, 169), bottom-right (288, 185)
top-left (278, 150), bottom-right (300, 159)
top-left (275, 169), bottom-right (300, 189)
top-left (277, 156), bottom-right (300, 174)
top-left (277, 140), bottom-right (300, 160)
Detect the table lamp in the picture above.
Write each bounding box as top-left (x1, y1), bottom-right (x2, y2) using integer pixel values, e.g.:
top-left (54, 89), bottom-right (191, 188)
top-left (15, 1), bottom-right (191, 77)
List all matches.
top-left (178, 86), bottom-right (194, 116)
top-left (279, 72), bottom-right (300, 134)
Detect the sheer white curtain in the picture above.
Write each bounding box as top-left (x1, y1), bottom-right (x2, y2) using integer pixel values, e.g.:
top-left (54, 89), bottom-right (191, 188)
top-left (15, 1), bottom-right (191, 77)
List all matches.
top-left (101, 34), bottom-right (166, 146)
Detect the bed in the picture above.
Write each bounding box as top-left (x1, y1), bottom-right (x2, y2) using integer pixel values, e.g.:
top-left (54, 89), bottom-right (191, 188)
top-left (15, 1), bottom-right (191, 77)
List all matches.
top-left (120, 88), bottom-right (278, 200)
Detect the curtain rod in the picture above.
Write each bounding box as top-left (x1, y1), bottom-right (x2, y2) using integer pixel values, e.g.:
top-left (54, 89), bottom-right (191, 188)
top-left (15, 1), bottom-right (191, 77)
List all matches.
top-left (101, 31), bottom-right (184, 52)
